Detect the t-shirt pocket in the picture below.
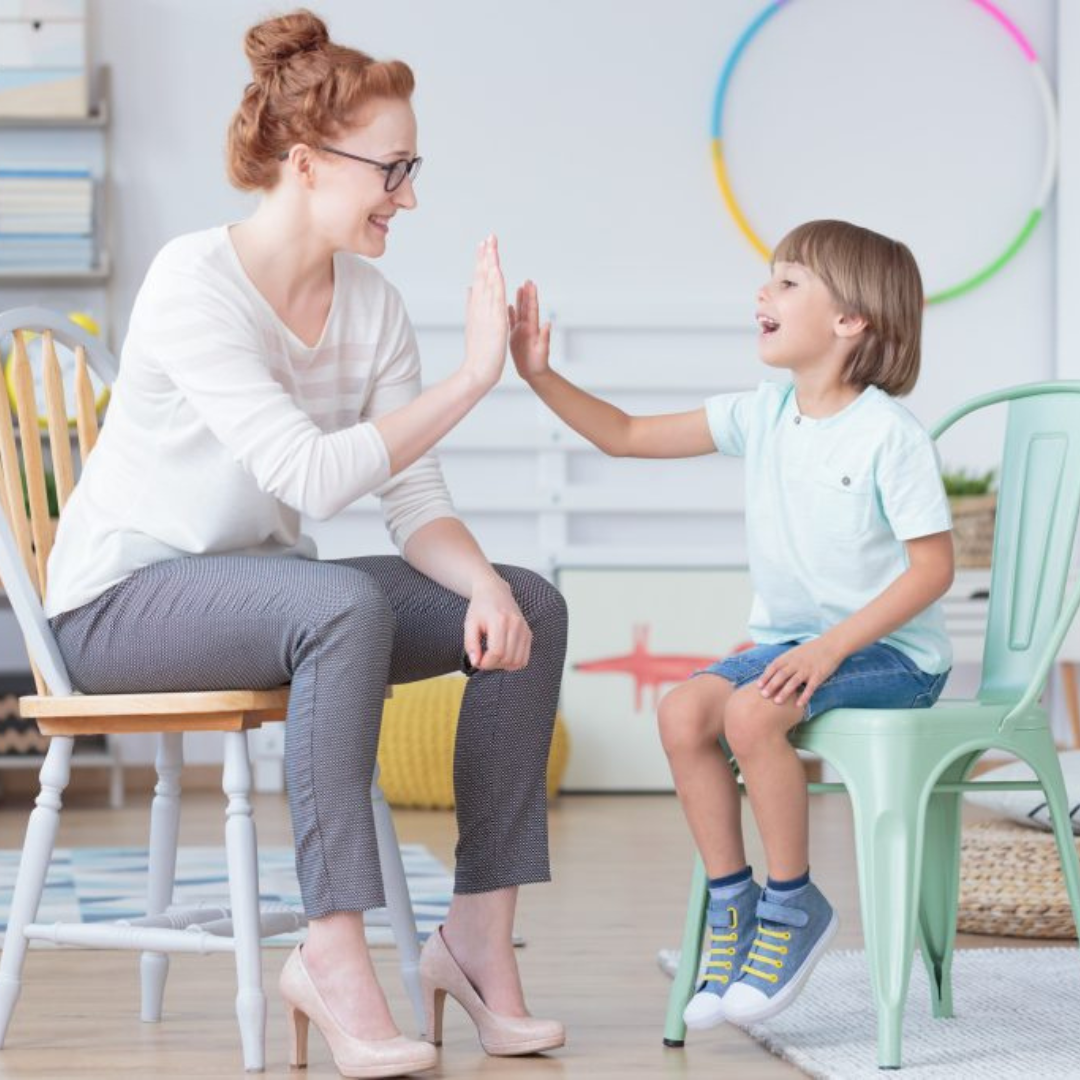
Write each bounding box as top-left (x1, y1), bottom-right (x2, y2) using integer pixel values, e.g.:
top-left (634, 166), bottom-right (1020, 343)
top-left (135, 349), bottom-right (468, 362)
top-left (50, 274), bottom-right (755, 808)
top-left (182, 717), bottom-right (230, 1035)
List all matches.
top-left (812, 464), bottom-right (874, 539)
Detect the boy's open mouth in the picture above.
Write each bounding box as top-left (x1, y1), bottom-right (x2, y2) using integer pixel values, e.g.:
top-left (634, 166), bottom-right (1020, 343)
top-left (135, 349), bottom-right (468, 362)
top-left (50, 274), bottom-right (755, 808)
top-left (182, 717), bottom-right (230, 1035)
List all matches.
top-left (756, 314), bottom-right (780, 335)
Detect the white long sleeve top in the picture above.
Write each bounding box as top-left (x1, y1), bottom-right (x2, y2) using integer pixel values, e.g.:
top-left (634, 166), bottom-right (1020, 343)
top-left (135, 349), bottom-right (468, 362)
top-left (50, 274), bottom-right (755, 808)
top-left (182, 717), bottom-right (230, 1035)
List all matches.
top-left (44, 225), bottom-right (457, 618)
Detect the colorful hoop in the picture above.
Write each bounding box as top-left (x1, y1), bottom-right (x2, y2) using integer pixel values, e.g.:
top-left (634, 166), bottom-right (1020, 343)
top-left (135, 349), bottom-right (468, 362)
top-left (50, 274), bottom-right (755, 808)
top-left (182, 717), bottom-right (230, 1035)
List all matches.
top-left (710, 0), bottom-right (1057, 304)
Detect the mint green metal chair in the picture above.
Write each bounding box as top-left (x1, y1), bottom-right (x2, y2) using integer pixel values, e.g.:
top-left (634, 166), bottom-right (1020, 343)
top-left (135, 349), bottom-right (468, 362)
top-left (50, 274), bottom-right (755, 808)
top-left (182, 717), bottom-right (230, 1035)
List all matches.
top-left (663, 382), bottom-right (1080, 1069)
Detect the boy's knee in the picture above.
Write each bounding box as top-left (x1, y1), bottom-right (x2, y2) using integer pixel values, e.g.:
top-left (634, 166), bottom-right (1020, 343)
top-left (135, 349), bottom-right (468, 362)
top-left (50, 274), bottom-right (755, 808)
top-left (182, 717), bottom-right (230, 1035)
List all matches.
top-left (724, 694), bottom-right (771, 759)
top-left (658, 685), bottom-right (708, 755)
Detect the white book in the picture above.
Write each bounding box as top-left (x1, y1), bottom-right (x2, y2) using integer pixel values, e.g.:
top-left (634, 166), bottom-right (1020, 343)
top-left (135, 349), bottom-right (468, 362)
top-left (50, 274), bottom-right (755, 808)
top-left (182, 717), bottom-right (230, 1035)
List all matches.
top-left (0, 219), bottom-right (92, 234)
top-left (0, 178), bottom-right (93, 192)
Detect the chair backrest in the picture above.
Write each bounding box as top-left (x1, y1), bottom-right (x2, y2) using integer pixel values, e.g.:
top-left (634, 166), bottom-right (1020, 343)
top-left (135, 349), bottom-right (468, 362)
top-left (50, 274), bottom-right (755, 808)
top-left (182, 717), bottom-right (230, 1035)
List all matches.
top-left (0, 307), bottom-right (119, 697)
top-left (933, 383), bottom-right (1080, 708)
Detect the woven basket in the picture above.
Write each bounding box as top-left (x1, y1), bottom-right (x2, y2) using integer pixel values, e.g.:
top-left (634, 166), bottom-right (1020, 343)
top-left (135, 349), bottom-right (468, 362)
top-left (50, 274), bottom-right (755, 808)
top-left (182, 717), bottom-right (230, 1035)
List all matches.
top-left (0, 692), bottom-right (47, 755)
top-left (375, 674), bottom-right (570, 809)
top-left (958, 819), bottom-right (1079, 939)
top-left (949, 494), bottom-right (996, 569)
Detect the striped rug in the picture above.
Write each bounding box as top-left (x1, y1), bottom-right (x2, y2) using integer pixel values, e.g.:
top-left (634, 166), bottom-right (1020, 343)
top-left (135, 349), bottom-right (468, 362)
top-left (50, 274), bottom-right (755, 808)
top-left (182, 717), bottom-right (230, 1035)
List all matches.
top-left (0, 844), bottom-right (453, 948)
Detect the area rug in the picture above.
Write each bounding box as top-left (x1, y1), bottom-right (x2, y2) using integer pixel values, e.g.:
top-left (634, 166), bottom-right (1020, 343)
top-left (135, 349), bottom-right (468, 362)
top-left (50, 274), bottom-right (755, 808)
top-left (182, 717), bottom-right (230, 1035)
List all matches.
top-left (731, 947), bottom-right (1080, 1078)
top-left (0, 844), bottom-right (452, 949)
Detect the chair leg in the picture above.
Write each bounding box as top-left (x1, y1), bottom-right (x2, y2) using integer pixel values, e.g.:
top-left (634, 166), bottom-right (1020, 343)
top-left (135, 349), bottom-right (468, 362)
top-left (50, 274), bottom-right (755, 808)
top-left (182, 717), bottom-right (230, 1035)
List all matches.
top-left (1021, 736), bottom-right (1080, 940)
top-left (846, 763), bottom-right (930, 1069)
top-left (917, 790), bottom-right (961, 1019)
top-left (0, 737), bottom-right (74, 1048)
top-left (663, 855), bottom-right (708, 1048)
top-left (917, 752), bottom-right (978, 1021)
top-left (141, 732), bottom-right (182, 1023)
top-left (107, 735), bottom-right (124, 810)
top-left (223, 731), bottom-right (265, 1073)
top-left (372, 765), bottom-right (424, 1036)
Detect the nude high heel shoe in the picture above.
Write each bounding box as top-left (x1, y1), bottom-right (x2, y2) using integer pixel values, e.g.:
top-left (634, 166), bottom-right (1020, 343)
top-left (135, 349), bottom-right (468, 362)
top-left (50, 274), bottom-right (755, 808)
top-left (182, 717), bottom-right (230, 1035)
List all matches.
top-left (279, 945), bottom-right (437, 1078)
top-left (419, 926), bottom-right (565, 1056)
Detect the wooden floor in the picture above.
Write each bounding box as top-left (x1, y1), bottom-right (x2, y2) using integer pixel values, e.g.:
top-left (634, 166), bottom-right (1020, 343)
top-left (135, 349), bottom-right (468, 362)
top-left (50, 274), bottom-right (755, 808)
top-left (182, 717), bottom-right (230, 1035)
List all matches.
top-left (0, 788), bottom-right (1063, 1078)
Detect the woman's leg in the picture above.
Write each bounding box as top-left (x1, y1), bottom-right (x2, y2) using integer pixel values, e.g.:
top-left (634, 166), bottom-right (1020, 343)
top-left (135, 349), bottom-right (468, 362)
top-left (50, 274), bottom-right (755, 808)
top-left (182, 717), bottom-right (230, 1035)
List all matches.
top-left (658, 675), bottom-right (743, 878)
top-left (52, 554), bottom-right (406, 1039)
top-left (336, 557), bottom-right (568, 1016)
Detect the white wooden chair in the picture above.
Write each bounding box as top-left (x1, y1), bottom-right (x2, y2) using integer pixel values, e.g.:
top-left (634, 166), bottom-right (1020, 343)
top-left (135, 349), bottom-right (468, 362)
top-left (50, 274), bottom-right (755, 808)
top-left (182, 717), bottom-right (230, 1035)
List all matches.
top-left (0, 308), bottom-right (425, 1071)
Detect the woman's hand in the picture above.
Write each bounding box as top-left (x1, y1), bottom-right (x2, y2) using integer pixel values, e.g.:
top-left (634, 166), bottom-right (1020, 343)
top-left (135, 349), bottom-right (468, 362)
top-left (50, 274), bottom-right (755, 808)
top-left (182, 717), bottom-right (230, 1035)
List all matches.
top-left (757, 637), bottom-right (845, 709)
top-left (464, 575), bottom-right (532, 672)
top-left (509, 280), bottom-right (552, 384)
top-left (461, 236), bottom-right (509, 392)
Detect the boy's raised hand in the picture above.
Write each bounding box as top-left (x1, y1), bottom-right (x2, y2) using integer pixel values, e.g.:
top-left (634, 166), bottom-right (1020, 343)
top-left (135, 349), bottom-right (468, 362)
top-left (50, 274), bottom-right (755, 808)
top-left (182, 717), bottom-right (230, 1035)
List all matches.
top-left (509, 280), bottom-right (552, 383)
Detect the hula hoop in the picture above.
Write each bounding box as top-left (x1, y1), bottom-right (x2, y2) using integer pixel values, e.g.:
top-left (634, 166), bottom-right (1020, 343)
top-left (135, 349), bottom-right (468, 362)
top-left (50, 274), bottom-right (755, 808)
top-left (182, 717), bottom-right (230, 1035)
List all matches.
top-left (710, 0), bottom-right (1057, 304)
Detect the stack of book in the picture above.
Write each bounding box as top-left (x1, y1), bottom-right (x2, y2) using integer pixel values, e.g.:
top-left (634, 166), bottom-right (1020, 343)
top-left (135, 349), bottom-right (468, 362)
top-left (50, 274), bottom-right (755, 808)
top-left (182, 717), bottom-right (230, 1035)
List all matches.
top-left (0, 164), bottom-right (94, 272)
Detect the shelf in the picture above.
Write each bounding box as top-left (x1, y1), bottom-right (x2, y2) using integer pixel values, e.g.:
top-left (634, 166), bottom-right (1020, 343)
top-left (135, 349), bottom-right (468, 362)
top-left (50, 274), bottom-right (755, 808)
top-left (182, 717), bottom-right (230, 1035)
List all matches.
top-left (0, 67), bottom-right (109, 130)
top-left (0, 67), bottom-right (111, 297)
top-left (0, 251), bottom-right (111, 285)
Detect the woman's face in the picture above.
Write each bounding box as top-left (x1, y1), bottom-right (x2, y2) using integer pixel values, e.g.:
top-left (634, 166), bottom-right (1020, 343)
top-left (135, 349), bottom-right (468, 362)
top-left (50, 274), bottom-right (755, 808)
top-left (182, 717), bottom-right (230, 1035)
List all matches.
top-left (308, 96), bottom-right (419, 258)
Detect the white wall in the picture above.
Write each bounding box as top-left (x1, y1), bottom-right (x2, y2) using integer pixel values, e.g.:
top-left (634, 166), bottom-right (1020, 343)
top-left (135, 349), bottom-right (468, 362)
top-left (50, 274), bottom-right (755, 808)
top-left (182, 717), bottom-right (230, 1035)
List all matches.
top-left (80, 0), bottom-right (1056, 553)
top-left (81, 0), bottom-right (1056, 377)
top-left (0, 0), bottom-right (1072, 760)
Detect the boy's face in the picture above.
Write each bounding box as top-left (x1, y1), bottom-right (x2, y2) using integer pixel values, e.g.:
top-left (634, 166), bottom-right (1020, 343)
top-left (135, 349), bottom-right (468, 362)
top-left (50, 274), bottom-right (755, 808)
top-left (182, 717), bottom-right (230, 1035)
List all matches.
top-left (755, 261), bottom-right (861, 373)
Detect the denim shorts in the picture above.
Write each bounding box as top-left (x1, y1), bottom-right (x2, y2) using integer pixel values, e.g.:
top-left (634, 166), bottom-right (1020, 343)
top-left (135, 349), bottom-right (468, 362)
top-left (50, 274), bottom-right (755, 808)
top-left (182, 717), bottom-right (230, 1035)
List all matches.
top-left (697, 640), bottom-right (949, 721)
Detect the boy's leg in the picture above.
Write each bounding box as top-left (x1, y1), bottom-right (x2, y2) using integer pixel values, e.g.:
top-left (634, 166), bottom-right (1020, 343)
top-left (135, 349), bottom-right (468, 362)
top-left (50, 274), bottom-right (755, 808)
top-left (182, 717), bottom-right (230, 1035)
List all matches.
top-left (723, 686), bottom-right (807, 879)
top-left (660, 675), bottom-right (763, 1030)
top-left (722, 685), bottom-right (837, 1024)
top-left (658, 675), bottom-right (744, 876)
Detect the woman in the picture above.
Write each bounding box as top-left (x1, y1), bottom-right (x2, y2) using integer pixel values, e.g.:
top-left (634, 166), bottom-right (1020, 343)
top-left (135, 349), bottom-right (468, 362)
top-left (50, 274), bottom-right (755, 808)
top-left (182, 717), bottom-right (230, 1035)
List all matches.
top-left (45, 10), bottom-right (566, 1078)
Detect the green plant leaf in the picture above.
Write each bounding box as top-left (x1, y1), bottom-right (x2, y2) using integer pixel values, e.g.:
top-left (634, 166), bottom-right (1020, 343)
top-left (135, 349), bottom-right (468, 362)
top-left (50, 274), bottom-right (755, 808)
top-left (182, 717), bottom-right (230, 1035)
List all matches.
top-left (941, 466), bottom-right (995, 498)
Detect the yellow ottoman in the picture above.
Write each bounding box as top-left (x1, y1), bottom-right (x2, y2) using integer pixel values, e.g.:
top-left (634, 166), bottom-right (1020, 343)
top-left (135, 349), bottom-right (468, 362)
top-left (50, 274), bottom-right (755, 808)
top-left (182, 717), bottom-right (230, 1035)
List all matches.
top-left (376, 674), bottom-right (570, 809)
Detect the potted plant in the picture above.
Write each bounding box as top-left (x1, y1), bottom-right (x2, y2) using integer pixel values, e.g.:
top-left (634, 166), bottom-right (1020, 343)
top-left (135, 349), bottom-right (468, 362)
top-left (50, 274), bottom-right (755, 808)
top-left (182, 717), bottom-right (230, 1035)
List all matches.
top-left (943, 467), bottom-right (996, 568)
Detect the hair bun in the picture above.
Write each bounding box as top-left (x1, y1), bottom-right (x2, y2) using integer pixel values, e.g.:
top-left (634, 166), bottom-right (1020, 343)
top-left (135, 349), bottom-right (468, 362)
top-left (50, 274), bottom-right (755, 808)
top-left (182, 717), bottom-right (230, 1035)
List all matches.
top-left (244, 9), bottom-right (329, 79)
top-left (227, 9), bottom-right (414, 191)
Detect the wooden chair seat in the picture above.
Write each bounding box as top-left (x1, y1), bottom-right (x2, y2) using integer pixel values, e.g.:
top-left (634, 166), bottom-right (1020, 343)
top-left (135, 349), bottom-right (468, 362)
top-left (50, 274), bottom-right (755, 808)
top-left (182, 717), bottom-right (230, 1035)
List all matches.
top-left (20, 687), bottom-right (291, 734)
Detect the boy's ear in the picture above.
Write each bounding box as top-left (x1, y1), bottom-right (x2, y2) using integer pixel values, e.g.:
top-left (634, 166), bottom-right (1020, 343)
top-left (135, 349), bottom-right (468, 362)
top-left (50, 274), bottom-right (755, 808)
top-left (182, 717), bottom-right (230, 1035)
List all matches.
top-left (834, 311), bottom-right (868, 339)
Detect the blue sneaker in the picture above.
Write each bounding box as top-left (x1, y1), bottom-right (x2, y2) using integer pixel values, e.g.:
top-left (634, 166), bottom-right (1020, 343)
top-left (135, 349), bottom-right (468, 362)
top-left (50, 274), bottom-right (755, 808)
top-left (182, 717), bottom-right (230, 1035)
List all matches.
top-left (682, 881), bottom-right (762, 1030)
top-left (721, 882), bottom-right (839, 1025)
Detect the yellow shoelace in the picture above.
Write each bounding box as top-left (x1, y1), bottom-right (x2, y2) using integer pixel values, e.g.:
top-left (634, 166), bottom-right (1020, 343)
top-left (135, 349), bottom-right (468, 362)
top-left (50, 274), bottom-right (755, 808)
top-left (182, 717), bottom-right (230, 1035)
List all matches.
top-left (741, 925), bottom-right (790, 985)
top-left (701, 906), bottom-right (739, 985)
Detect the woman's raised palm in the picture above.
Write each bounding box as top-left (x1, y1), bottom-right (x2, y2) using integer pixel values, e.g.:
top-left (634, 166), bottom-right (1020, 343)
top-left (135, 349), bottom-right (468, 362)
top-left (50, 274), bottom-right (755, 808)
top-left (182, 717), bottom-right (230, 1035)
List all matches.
top-left (463, 236), bottom-right (509, 390)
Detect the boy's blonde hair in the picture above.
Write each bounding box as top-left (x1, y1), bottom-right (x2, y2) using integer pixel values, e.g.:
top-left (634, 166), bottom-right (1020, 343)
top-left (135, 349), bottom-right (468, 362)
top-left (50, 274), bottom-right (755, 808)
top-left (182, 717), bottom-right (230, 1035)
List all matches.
top-left (773, 220), bottom-right (923, 396)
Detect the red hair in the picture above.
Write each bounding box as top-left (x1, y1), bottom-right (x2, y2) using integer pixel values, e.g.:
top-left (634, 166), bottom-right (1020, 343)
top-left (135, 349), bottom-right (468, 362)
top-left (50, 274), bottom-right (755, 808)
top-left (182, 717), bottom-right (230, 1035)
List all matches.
top-left (226, 9), bottom-right (414, 191)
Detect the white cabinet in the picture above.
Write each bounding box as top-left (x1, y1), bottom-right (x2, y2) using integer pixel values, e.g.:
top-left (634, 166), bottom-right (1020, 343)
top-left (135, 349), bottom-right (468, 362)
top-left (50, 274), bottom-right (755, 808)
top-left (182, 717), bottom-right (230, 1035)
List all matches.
top-left (0, 0), bottom-right (87, 119)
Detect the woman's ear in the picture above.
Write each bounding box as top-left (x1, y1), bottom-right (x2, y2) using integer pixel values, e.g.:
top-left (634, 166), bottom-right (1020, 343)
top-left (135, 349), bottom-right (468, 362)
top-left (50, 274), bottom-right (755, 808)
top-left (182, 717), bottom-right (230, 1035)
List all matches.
top-left (282, 145), bottom-right (318, 188)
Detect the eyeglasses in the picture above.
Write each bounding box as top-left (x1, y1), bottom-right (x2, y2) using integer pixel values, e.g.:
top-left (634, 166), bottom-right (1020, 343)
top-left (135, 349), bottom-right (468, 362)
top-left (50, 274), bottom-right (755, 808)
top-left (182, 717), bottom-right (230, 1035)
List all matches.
top-left (277, 145), bottom-right (422, 192)
top-left (321, 147), bottom-right (422, 191)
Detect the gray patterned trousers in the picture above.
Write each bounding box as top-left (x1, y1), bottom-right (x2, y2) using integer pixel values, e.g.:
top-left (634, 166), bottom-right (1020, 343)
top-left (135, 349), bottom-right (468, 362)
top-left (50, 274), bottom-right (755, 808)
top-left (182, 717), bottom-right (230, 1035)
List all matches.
top-left (50, 555), bottom-right (568, 919)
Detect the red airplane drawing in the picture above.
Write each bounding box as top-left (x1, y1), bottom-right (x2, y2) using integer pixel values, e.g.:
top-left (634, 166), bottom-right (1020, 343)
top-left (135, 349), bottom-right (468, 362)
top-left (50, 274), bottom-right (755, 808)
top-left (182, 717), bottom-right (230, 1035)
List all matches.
top-left (573, 625), bottom-right (751, 712)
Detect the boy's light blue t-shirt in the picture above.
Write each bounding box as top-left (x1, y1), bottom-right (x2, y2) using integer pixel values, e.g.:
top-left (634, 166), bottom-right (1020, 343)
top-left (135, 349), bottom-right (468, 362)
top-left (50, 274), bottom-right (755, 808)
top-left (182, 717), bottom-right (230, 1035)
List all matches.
top-left (705, 381), bottom-right (953, 675)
